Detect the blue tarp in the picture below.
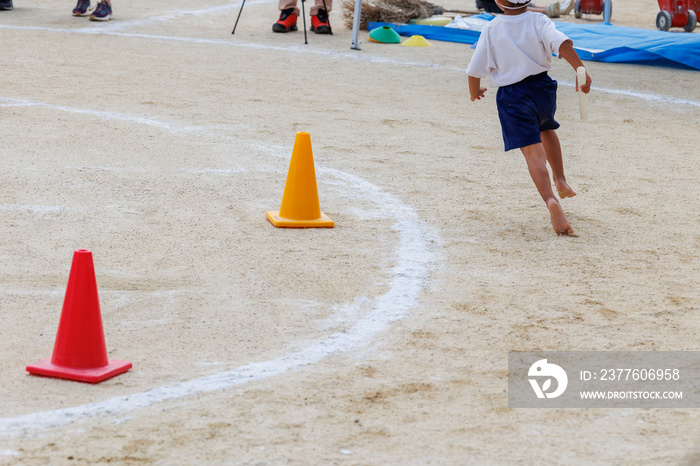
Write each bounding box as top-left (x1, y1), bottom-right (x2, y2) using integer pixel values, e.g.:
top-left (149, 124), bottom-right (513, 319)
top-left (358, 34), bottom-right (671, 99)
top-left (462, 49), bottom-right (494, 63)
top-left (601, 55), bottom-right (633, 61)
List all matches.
top-left (368, 21), bottom-right (484, 45)
top-left (556, 22), bottom-right (700, 69)
top-left (367, 20), bottom-right (700, 70)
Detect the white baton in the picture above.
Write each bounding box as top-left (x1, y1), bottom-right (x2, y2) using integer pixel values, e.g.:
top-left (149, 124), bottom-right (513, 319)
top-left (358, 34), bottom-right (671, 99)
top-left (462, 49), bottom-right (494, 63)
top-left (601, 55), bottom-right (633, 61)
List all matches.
top-left (577, 66), bottom-right (588, 121)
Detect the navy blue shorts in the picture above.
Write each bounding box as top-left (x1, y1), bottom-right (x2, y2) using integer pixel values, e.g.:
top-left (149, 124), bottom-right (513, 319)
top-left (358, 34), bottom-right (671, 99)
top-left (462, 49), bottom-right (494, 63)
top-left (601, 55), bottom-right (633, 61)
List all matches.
top-left (496, 72), bottom-right (560, 152)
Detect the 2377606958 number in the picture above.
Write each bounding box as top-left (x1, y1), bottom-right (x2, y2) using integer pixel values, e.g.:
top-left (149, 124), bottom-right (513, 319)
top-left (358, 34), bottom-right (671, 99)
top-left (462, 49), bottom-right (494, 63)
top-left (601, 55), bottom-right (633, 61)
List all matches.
top-left (599, 368), bottom-right (680, 381)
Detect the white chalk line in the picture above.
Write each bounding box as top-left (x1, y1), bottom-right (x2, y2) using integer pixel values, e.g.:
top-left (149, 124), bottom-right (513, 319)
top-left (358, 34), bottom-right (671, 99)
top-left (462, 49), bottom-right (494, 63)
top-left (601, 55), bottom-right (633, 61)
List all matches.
top-left (0, 101), bottom-right (437, 438)
top-left (3, 24), bottom-right (697, 109)
top-left (88, 1), bottom-right (267, 32)
top-left (1, 24), bottom-right (447, 71)
top-left (0, 204), bottom-right (65, 212)
top-left (589, 86), bottom-right (700, 108)
top-left (179, 167), bottom-right (248, 175)
top-left (0, 97), bottom-right (250, 135)
top-left (557, 82), bottom-right (700, 108)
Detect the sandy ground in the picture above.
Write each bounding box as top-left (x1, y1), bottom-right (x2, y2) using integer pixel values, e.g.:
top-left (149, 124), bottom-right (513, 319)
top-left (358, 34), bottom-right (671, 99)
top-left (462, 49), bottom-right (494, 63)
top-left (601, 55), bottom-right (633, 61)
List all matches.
top-left (1, 0), bottom-right (699, 463)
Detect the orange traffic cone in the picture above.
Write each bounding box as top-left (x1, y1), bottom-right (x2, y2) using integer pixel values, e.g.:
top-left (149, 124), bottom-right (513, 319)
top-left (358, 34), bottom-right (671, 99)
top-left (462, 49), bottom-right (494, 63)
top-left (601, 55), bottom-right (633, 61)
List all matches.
top-left (266, 132), bottom-right (334, 228)
top-left (26, 249), bottom-right (132, 383)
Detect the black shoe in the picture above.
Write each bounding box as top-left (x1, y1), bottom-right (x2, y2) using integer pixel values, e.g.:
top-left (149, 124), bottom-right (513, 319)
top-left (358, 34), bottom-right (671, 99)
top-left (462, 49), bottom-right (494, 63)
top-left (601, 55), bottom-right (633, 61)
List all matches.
top-left (475, 0), bottom-right (502, 14)
top-left (0, 0), bottom-right (13, 11)
top-left (89, 0), bottom-right (112, 20)
top-left (310, 8), bottom-right (331, 34)
top-left (272, 8), bottom-right (298, 33)
top-left (72, 0), bottom-right (92, 16)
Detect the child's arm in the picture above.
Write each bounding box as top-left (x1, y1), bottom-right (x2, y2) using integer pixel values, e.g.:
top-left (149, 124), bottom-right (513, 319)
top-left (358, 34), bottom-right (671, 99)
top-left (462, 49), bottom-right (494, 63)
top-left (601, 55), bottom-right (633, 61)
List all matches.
top-left (468, 76), bottom-right (487, 101)
top-left (559, 40), bottom-right (592, 94)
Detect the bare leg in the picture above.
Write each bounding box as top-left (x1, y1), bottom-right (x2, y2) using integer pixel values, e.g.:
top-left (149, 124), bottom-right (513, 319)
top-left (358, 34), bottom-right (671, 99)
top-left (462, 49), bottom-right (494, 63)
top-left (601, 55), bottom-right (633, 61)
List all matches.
top-left (520, 142), bottom-right (574, 235)
top-left (541, 130), bottom-right (576, 199)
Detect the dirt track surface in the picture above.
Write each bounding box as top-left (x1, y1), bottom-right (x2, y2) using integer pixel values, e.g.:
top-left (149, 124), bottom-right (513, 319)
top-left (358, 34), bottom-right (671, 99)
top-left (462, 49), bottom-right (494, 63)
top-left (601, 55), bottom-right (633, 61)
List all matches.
top-left (1, 0), bottom-right (699, 463)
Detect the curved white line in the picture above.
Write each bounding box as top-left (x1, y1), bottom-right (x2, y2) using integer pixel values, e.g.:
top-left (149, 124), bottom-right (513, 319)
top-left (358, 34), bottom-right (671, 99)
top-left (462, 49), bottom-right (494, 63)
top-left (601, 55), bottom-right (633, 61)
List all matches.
top-left (0, 102), bottom-right (436, 437)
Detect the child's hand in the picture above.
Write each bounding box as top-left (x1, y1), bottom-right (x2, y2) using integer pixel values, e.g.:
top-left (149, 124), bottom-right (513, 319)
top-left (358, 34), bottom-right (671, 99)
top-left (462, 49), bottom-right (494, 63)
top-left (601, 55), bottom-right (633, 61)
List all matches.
top-left (468, 76), bottom-right (486, 101)
top-left (577, 71), bottom-right (592, 94)
top-left (471, 87), bottom-right (487, 101)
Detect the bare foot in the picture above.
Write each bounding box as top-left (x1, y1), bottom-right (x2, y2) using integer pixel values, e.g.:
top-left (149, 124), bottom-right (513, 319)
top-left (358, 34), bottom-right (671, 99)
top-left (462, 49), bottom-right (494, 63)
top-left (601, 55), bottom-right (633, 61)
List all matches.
top-left (547, 199), bottom-right (574, 235)
top-left (555, 180), bottom-right (577, 199)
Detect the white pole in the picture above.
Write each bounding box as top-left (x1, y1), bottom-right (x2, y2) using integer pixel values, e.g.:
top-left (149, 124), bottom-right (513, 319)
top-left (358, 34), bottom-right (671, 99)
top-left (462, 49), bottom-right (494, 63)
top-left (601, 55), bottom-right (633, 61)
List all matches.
top-left (351, 0), bottom-right (362, 50)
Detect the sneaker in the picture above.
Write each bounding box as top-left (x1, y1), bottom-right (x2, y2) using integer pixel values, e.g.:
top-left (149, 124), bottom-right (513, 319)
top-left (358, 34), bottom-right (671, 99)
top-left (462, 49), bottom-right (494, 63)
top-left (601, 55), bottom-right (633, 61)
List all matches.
top-left (272, 8), bottom-right (297, 33)
top-left (310, 9), bottom-right (331, 34)
top-left (89, 1), bottom-right (112, 21)
top-left (559, 0), bottom-right (574, 15)
top-left (0, 0), bottom-right (13, 11)
top-left (72, 0), bottom-right (92, 16)
top-left (545, 2), bottom-right (560, 17)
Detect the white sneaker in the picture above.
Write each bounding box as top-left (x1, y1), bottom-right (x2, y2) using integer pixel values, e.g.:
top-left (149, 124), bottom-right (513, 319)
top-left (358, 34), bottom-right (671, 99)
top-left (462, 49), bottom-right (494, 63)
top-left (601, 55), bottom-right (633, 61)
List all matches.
top-left (546, 2), bottom-right (561, 17)
top-left (559, 0), bottom-right (574, 15)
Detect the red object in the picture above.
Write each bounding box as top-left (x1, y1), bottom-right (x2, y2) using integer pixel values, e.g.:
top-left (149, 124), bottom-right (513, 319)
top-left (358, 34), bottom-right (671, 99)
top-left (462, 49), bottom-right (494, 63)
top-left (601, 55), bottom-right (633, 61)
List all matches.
top-left (272, 10), bottom-right (298, 33)
top-left (576, 0), bottom-right (605, 16)
top-left (656, 0), bottom-right (698, 31)
top-left (26, 249), bottom-right (132, 383)
top-left (310, 10), bottom-right (331, 34)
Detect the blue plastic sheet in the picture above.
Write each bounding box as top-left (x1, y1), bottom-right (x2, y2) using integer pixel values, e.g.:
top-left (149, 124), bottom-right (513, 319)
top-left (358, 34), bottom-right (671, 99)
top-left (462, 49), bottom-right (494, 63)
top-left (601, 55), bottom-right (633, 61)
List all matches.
top-left (368, 21), bottom-right (483, 45)
top-left (367, 20), bottom-right (700, 70)
top-left (556, 22), bottom-right (700, 70)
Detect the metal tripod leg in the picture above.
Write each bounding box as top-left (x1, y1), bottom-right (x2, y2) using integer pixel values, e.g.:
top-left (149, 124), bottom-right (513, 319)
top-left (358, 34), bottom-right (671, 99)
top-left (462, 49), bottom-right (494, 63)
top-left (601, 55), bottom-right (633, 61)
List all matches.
top-left (301, 0), bottom-right (308, 44)
top-left (231, 0), bottom-right (246, 34)
top-left (321, 0), bottom-right (333, 34)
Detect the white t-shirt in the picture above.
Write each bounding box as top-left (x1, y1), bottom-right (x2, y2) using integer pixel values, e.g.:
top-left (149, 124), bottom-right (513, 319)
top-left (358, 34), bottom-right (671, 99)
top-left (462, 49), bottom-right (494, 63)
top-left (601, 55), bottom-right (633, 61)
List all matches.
top-left (466, 12), bottom-right (570, 87)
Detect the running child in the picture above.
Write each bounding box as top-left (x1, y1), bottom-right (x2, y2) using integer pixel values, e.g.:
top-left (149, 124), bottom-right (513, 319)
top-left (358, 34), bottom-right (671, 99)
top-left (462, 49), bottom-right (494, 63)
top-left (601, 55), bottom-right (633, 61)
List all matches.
top-left (466, 0), bottom-right (591, 235)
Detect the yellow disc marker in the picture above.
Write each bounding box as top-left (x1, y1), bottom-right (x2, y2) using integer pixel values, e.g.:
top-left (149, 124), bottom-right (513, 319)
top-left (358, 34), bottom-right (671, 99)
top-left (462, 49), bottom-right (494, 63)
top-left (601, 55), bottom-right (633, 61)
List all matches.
top-left (401, 35), bottom-right (432, 47)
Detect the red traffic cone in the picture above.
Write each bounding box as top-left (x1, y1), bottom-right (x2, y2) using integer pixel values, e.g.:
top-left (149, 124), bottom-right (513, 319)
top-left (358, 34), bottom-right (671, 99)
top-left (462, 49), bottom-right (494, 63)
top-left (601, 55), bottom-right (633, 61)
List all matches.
top-left (26, 249), bottom-right (131, 383)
